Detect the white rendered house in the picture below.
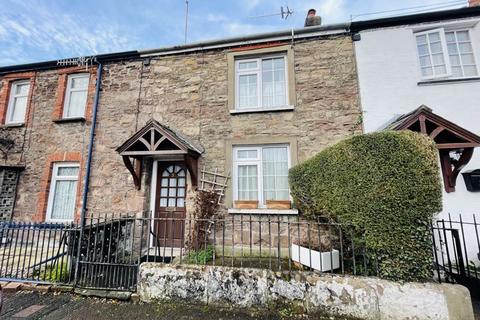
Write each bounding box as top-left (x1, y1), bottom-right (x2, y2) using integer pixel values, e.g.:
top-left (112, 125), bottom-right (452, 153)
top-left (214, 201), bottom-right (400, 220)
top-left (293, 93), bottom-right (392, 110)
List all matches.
top-left (352, 5), bottom-right (480, 263)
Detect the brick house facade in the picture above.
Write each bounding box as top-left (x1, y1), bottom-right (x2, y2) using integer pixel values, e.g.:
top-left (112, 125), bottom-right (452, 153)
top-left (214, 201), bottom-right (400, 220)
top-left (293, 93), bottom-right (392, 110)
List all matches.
top-left (0, 26), bottom-right (362, 234)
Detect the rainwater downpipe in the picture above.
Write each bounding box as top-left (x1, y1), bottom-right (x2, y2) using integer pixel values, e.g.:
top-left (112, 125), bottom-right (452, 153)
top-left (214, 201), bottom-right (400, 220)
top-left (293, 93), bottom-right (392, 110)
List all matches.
top-left (74, 59), bottom-right (102, 286)
top-left (80, 59), bottom-right (102, 228)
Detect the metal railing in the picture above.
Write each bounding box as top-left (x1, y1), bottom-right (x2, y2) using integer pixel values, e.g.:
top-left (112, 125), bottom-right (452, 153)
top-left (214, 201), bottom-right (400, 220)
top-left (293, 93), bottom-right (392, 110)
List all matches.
top-left (0, 221), bottom-right (78, 285)
top-left (0, 215), bottom-right (378, 291)
top-left (432, 214), bottom-right (480, 286)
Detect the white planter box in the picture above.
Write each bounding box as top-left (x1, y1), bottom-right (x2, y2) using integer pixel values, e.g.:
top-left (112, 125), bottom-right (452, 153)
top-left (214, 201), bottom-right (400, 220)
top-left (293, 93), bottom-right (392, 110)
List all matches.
top-left (291, 244), bottom-right (340, 272)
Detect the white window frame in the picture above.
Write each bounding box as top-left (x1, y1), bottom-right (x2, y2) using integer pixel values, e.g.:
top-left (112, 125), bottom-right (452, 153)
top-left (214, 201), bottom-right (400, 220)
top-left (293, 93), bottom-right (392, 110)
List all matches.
top-left (45, 162), bottom-right (80, 222)
top-left (6, 80), bottom-right (30, 125)
top-left (444, 28), bottom-right (479, 78)
top-left (234, 54), bottom-right (289, 111)
top-left (63, 73), bottom-right (89, 119)
top-left (415, 28), bottom-right (451, 80)
top-left (232, 144), bottom-right (291, 208)
top-left (415, 28), bottom-right (479, 80)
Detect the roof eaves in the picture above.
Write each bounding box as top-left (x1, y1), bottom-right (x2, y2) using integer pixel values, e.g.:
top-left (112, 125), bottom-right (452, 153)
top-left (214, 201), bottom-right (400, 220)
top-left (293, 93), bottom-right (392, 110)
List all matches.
top-left (0, 23), bottom-right (350, 75)
top-left (351, 6), bottom-right (480, 32)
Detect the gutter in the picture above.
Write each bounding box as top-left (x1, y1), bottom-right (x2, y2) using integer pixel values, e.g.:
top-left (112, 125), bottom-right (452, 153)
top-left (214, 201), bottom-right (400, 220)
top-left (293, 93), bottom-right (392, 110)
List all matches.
top-left (139, 23), bottom-right (350, 57)
top-left (0, 24), bottom-right (349, 74)
top-left (351, 6), bottom-right (480, 32)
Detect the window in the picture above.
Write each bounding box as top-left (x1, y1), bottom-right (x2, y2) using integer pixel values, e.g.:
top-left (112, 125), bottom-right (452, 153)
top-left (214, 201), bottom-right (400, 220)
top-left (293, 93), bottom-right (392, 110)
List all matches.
top-left (46, 163), bottom-right (79, 222)
top-left (233, 145), bottom-right (290, 206)
top-left (6, 80), bottom-right (30, 124)
top-left (235, 55), bottom-right (288, 110)
top-left (63, 73), bottom-right (89, 118)
top-left (415, 28), bottom-right (478, 79)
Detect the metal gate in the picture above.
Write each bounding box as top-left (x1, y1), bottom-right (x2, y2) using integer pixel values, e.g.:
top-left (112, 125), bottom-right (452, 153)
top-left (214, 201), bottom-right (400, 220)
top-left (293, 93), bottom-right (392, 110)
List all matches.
top-left (432, 215), bottom-right (480, 298)
top-left (0, 217), bottom-right (146, 292)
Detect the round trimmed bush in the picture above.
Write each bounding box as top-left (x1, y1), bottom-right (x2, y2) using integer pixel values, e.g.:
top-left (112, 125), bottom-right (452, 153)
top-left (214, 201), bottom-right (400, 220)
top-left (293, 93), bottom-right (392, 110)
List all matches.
top-left (289, 131), bottom-right (442, 281)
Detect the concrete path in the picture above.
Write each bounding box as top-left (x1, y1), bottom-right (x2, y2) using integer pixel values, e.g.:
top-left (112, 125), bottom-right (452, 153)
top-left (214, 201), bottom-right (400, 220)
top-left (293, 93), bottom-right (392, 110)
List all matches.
top-left (0, 291), bottom-right (347, 320)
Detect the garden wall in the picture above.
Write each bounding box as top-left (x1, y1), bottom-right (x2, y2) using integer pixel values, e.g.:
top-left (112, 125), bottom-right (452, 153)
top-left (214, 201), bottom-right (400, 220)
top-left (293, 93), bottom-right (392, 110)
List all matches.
top-left (138, 263), bottom-right (474, 320)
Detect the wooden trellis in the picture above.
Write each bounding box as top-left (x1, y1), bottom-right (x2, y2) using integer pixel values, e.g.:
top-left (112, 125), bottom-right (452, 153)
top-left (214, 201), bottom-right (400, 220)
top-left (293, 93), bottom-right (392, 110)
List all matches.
top-left (199, 166), bottom-right (230, 204)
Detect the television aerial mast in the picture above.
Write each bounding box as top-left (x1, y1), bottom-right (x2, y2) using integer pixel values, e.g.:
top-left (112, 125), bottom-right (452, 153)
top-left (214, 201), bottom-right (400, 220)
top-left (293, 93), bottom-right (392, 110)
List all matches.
top-left (249, 6), bottom-right (294, 20)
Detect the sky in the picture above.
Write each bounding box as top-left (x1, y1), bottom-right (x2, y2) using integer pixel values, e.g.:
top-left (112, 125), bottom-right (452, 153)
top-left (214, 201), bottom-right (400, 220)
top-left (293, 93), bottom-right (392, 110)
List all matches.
top-left (0, 0), bottom-right (469, 66)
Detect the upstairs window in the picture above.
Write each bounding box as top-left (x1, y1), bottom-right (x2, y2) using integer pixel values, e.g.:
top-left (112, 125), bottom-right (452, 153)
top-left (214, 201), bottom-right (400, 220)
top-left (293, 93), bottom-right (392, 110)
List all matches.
top-left (415, 28), bottom-right (478, 80)
top-left (6, 80), bottom-right (30, 124)
top-left (63, 73), bottom-right (89, 118)
top-left (46, 163), bottom-right (79, 222)
top-left (233, 145), bottom-right (290, 206)
top-left (235, 55), bottom-right (288, 110)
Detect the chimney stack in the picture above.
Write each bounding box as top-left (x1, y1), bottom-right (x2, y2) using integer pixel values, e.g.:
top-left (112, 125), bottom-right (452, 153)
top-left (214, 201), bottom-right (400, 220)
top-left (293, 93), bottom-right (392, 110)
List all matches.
top-left (304, 9), bottom-right (322, 27)
top-left (469, 0), bottom-right (480, 6)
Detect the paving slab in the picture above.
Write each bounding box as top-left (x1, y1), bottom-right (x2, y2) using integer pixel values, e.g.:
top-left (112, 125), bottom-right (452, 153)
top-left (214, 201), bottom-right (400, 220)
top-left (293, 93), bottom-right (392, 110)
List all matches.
top-left (0, 291), bottom-right (349, 320)
top-left (3, 282), bottom-right (22, 293)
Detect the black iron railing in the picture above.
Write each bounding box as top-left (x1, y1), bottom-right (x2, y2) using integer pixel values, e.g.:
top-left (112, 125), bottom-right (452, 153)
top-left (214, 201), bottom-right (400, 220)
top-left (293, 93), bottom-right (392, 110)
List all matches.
top-left (0, 215), bottom-right (378, 291)
top-left (432, 214), bottom-right (480, 283)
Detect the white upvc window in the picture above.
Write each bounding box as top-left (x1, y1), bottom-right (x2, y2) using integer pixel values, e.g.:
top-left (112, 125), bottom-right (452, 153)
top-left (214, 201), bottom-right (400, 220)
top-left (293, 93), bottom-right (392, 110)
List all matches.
top-left (63, 73), bottom-right (89, 118)
top-left (46, 163), bottom-right (80, 222)
top-left (415, 28), bottom-right (478, 80)
top-left (6, 80), bottom-right (30, 124)
top-left (233, 145), bottom-right (290, 207)
top-left (235, 55), bottom-right (288, 110)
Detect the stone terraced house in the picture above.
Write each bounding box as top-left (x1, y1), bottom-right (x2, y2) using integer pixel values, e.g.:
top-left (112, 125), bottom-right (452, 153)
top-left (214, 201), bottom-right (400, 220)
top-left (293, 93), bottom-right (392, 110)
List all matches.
top-left (2, 5), bottom-right (480, 259)
top-left (0, 21), bottom-right (362, 251)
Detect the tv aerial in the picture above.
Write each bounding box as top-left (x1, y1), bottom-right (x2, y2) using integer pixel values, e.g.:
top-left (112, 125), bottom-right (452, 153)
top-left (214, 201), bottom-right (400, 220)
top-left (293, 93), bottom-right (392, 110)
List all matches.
top-left (249, 6), bottom-right (294, 20)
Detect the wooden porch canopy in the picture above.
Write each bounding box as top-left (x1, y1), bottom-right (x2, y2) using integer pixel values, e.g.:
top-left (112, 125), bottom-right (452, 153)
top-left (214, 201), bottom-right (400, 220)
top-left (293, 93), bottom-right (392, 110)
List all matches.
top-left (386, 105), bottom-right (480, 193)
top-left (116, 119), bottom-right (203, 190)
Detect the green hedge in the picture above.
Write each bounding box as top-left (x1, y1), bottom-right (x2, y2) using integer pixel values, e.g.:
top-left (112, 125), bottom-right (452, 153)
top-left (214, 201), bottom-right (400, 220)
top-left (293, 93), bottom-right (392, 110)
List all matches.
top-left (289, 131), bottom-right (442, 282)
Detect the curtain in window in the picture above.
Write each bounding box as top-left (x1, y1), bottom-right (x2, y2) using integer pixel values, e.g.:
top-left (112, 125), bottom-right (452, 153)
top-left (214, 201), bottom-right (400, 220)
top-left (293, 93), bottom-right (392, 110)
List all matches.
top-left (238, 74), bottom-right (258, 108)
top-left (50, 180), bottom-right (77, 220)
top-left (9, 83), bottom-right (29, 123)
top-left (238, 165), bottom-right (258, 200)
top-left (262, 147), bottom-right (289, 200)
top-left (262, 57), bottom-right (286, 108)
top-left (66, 90), bottom-right (88, 118)
top-left (11, 96), bottom-right (27, 122)
top-left (65, 75), bottom-right (89, 118)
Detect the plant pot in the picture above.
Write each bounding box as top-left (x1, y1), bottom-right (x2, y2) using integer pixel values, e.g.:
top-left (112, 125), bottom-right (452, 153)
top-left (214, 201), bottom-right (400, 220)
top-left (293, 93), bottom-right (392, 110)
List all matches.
top-left (291, 243), bottom-right (340, 272)
top-left (234, 200), bottom-right (259, 209)
top-left (266, 200), bottom-right (291, 209)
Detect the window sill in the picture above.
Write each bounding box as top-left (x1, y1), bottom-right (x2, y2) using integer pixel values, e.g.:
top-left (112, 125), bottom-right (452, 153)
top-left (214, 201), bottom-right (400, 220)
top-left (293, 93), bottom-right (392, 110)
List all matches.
top-left (228, 208), bottom-right (298, 215)
top-left (229, 106), bottom-right (295, 115)
top-left (53, 117), bottom-right (86, 124)
top-left (418, 77), bottom-right (480, 86)
top-left (0, 123), bottom-right (25, 128)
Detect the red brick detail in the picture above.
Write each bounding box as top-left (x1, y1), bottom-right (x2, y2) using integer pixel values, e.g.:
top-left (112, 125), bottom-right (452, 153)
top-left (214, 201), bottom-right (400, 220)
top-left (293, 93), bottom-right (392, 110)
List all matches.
top-left (230, 42), bottom-right (286, 52)
top-left (0, 72), bottom-right (36, 126)
top-left (52, 66), bottom-right (97, 122)
top-left (470, 0), bottom-right (480, 6)
top-left (35, 152), bottom-right (84, 223)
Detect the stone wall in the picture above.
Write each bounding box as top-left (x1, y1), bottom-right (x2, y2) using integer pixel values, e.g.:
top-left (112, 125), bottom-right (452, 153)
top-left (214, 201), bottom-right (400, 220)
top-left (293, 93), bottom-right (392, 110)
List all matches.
top-left (88, 34), bottom-right (362, 218)
top-left (0, 69), bottom-right (92, 221)
top-left (138, 263), bottom-right (474, 320)
top-left (0, 34), bottom-right (362, 221)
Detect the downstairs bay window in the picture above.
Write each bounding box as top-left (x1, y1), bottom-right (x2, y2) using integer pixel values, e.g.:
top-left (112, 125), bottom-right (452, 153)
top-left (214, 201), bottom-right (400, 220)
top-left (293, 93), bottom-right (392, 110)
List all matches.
top-left (233, 145), bottom-right (290, 207)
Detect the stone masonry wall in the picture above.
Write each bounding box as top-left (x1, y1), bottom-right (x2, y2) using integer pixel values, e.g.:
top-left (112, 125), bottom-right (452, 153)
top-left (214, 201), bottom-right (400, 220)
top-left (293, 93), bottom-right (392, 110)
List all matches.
top-left (88, 35), bottom-right (362, 218)
top-left (0, 34), bottom-right (362, 222)
top-left (0, 69), bottom-right (92, 221)
top-left (138, 263), bottom-right (475, 320)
